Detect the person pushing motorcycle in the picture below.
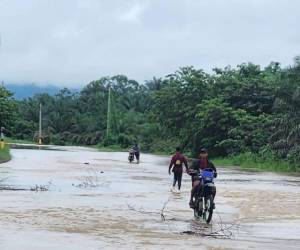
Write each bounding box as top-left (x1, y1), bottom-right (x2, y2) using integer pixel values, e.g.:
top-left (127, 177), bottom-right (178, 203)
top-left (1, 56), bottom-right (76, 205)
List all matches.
top-left (188, 148), bottom-right (217, 208)
top-left (132, 143), bottom-right (140, 164)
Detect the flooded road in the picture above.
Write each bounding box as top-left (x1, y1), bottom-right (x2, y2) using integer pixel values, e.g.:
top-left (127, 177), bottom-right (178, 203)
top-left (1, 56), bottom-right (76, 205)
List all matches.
top-left (0, 146), bottom-right (299, 249)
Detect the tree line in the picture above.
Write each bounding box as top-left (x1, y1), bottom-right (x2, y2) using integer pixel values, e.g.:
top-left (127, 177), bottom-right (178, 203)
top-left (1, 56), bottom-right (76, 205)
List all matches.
top-left (1, 58), bottom-right (299, 170)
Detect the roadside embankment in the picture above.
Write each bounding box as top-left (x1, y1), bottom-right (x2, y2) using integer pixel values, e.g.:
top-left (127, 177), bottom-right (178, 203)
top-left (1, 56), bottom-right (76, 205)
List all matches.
top-left (0, 145), bottom-right (11, 164)
top-left (214, 152), bottom-right (299, 174)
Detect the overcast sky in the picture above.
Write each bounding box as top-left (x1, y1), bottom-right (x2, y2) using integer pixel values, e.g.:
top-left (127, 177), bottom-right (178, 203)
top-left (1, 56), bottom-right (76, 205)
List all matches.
top-left (0, 0), bottom-right (299, 87)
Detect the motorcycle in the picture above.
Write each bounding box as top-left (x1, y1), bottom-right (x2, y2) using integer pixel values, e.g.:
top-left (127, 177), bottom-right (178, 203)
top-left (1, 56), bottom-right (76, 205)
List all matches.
top-left (189, 168), bottom-right (216, 224)
top-left (128, 149), bottom-right (135, 163)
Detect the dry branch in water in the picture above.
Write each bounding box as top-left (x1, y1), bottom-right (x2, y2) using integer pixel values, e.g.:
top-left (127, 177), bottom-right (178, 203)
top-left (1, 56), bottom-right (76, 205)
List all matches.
top-left (128, 199), bottom-right (240, 239)
top-left (127, 197), bottom-right (240, 239)
top-left (127, 198), bottom-right (170, 221)
top-left (74, 168), bottom-right (109, 188)
top-left (160, 198), bottom-right (170, 221)
top-left (30, 180), bottom-right (53, 192)
top-left (182, 211), bottom-right (241, 239)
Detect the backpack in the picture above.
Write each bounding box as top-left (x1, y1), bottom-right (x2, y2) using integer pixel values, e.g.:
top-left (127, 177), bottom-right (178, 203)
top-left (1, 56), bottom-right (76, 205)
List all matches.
top-left (175, 159), bottom-right (181, 166)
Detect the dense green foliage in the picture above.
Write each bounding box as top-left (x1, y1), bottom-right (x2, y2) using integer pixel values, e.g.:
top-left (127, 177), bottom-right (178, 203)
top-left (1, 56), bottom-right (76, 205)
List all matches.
top-left (1, 58), bottom-right (300, 171)
top-left (0, 86), bottom-right (17, 133)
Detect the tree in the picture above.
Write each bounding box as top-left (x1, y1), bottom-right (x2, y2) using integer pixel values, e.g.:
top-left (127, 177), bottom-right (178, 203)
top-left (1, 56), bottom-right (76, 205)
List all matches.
top-left (270, 59), bottom-right (300, 169)
top-left (192, 98), bottom-right (241, 156)
top-left (0, 86), bottom-right (17, 136)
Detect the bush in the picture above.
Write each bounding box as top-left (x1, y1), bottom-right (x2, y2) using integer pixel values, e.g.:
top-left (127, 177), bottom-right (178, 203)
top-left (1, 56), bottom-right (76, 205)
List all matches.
top-left (51, 134), bottom-right (66, 145)
top-left (216, 151), bottom-right (293, 172)
top-left (145, 137), bottom-right (180, 155)
top-left (102, 136), bottom-right (117, 147)
top-left (43, 135), bottom-right (51, 144)
top-left (287, 146), bottom-right (300, 171)
top-left (116, 133), bottom-right (133, 148)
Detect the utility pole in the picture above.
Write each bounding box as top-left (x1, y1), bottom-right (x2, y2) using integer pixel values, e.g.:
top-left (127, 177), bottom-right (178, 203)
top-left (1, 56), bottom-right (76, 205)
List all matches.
top-left (106, 87), bottom-right (111, 138)
top-left (38, 103), bottom-right (42, 144)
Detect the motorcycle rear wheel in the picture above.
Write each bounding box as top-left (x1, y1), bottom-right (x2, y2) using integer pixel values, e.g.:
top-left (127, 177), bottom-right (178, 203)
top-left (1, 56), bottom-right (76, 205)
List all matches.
top-left (203, 195), bottom-right (214, 224)
top-left (193, 198), bottom-right (203, 219)
top-left (128, 156), bottom-right (133, 163)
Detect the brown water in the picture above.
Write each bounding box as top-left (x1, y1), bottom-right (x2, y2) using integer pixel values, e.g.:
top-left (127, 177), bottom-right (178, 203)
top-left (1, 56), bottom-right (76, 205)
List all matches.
top-left (0, 146), bottom-right (299, 249)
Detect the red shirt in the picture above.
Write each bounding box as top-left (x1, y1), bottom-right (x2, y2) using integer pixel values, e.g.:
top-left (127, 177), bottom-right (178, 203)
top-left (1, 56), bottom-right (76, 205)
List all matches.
top-left (169, 152), bottom-right (188, 173)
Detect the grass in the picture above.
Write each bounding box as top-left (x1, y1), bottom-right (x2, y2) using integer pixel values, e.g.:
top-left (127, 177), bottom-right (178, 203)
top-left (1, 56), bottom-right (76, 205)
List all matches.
top-left (214, 152), bottom-right (297, 173)
top-left (147, 151), bottom-right (170, 156)
top-left (6, 137), bottom-right (35, 144)
top-left (95, 145), bottom-right (172, 156)
top-left (96, 144), bottom-right (128, 152)
top-left (0, 145), bottom-right (11, 163)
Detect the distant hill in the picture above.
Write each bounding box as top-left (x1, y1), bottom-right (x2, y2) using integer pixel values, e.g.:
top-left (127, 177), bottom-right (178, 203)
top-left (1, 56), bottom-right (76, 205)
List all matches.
top-left (4, 83), bottom-right (79, 100)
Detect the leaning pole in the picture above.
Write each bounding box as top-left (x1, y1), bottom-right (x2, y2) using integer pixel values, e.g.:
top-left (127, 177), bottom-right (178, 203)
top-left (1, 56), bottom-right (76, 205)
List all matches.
top-left (38, 103), bottom-right (42, 144)
top-left (106, 87), bottom-right (111, 139)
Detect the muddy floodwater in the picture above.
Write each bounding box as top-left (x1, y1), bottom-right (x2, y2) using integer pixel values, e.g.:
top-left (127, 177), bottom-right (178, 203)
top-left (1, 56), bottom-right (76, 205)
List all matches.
top-left (0, 146), bottom-right (299, 249)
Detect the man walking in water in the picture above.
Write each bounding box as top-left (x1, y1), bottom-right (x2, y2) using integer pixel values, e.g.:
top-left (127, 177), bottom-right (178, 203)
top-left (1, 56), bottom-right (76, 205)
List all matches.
top-left (169, 147), bottom-right (188, 191)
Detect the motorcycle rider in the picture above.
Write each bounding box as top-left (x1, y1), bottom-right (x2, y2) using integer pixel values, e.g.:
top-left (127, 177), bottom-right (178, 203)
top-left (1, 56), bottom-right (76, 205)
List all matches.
top-left (169, 147), bottom-right (188, 191)
top-left (189, 148), bottom-right (217, 208)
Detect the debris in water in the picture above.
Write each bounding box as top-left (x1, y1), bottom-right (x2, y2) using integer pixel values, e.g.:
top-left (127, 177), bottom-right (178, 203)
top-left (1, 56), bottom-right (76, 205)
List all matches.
top-left (75, 168), bottom-right (110, 188)
top-left (30, 181), bottom-right (53, 192)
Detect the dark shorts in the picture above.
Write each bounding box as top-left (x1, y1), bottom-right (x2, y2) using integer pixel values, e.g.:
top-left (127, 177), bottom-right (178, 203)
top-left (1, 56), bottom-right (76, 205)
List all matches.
top-left (134, 152), bottom-right (140, 160)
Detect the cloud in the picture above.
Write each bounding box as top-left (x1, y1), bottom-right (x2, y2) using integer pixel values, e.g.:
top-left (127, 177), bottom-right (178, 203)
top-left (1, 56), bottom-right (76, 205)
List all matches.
top-left (120, 2), bottom-right (147, 22)
top-left (0, 0), bottom-right (299, 87)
